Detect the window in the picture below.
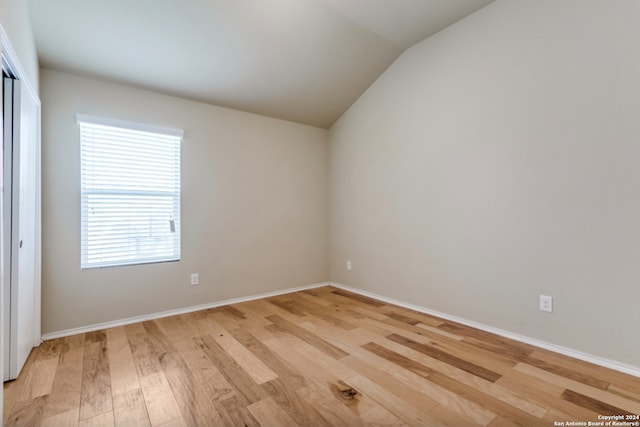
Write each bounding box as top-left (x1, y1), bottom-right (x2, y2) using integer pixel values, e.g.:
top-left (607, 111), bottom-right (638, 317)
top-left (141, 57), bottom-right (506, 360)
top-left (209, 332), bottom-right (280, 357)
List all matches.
top-left (78, 114), bottom-right (182, 269)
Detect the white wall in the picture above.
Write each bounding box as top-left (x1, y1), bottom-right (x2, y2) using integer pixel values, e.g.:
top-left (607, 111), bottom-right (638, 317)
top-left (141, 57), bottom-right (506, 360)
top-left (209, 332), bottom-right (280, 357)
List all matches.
top-left (0, 0), bottom-right (39, 91)
top-left (41, 69), bottom-right (328, 334)
top-left (329, 0), bottom-right (640, 366)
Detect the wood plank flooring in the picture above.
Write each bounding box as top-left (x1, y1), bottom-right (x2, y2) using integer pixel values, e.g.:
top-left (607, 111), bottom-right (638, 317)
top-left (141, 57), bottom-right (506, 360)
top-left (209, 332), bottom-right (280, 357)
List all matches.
top-left (4, 286), bottom-right (640, 426)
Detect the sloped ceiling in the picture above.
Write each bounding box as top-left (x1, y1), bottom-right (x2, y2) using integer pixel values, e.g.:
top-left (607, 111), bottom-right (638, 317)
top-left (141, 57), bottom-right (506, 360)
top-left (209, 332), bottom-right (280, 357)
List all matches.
top-left (28, 0), bottom-right (494, 128)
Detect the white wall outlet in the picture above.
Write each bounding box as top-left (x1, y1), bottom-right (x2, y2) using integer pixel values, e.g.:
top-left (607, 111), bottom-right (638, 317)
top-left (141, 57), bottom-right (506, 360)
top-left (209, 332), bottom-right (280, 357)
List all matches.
top-left (539, 295), bottom-right (553, 312)
top-left (190, 273), bottom-right (199, 286)
top-left (346, 260), bottom-right (352, 271)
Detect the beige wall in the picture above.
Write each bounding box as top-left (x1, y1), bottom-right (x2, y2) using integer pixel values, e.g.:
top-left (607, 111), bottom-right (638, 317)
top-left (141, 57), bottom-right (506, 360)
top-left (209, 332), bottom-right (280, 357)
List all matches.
top-left (0, 0), bottom-right (39, 91)
top-left (41, 69), bottom-right (328, 334)
top-left (329, 0), bottom-right (640, 366)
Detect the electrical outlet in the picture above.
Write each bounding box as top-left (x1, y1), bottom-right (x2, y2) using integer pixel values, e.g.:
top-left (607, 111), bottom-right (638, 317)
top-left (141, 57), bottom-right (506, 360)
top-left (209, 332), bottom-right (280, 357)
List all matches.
top-left (191, 273), bottom-right (199, 286)
top-left (346, 260), bottom-right (352, 271)
top-left (539, 295), bottom-right (552, 312)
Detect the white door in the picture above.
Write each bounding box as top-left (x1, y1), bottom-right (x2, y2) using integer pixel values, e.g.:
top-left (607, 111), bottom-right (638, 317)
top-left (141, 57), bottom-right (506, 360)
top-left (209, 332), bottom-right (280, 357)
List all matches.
top-left (3, 77), bottom-right (38, 381)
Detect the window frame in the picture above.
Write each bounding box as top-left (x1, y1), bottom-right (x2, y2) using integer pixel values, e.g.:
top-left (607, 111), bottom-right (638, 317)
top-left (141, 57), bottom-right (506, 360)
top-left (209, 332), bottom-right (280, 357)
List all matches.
top-left (77, 114), bottom-right (183, 270)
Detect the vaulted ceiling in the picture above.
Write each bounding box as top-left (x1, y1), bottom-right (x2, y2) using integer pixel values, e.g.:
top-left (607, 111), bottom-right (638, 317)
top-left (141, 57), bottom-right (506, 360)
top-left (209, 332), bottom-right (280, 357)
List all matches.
top-left (27, 0), bottom-right (494, 128)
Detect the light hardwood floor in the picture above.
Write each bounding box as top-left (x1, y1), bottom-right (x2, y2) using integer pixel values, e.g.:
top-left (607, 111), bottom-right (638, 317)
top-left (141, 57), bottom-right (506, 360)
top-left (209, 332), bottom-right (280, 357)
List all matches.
top-left (4, 286), bottom-right (640, 426)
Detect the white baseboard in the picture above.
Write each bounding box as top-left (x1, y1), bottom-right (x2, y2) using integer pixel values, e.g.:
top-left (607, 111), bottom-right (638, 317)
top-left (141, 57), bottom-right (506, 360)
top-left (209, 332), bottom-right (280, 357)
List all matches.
top-left (329, 282), bottom-right (640, 379)
top-left (41, 282), bottom-right (329, 340)
top-left (42, 279), bottom-right (640, 379)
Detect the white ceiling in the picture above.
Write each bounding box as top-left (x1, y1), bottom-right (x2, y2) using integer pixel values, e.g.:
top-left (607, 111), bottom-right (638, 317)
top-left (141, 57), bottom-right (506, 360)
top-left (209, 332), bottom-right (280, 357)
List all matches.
top-left (27, 0), bottom-right (494, 128)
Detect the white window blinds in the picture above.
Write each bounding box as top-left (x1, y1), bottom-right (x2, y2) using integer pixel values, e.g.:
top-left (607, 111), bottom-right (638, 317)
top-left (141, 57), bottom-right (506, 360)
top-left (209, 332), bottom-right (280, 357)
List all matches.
top-left (78, 114), bottom-right (182, 269)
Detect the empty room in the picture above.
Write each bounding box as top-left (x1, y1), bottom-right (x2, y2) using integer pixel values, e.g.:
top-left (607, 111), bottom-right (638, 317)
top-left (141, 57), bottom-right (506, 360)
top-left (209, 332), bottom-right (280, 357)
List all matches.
top-left (1, 0), bottom-right (639, 425)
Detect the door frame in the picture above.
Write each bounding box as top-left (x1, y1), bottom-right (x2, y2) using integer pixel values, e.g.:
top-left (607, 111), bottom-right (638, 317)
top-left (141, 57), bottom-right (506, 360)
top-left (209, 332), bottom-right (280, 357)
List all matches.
top-left (0, 24), bottom-right (42, 385)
